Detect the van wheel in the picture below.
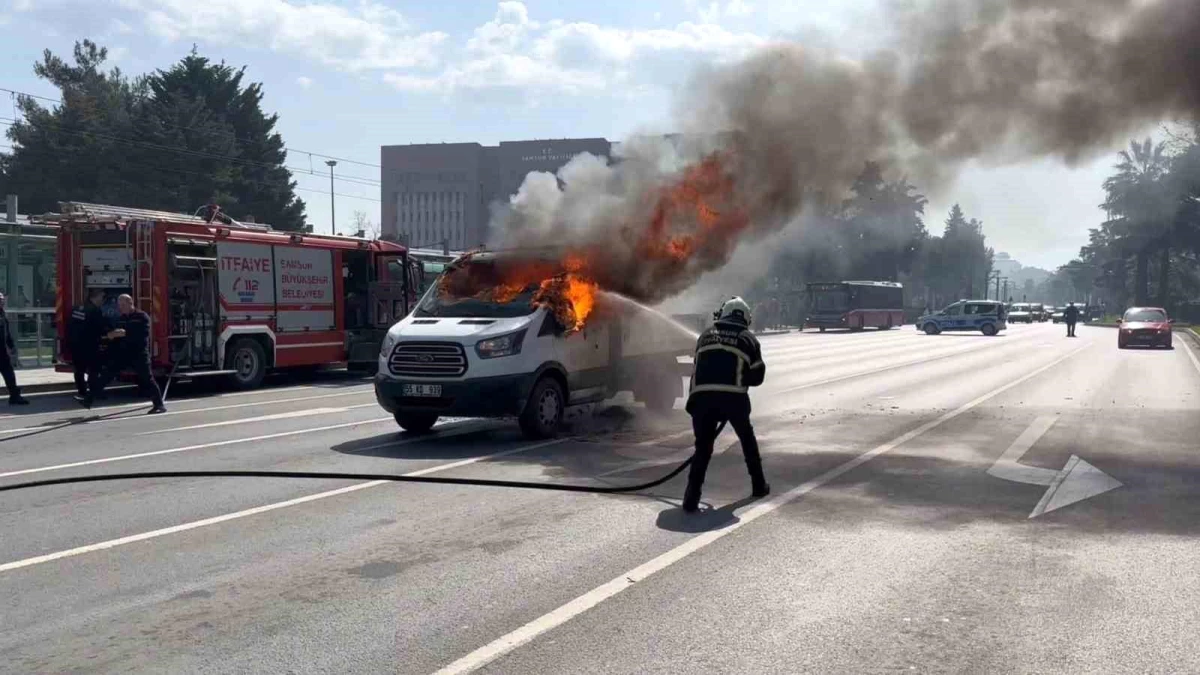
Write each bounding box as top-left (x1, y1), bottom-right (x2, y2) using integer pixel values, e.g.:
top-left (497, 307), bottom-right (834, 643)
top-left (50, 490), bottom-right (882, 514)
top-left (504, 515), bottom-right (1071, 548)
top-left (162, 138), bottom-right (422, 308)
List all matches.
top-left (520, 376), bottom-right (565, 439)
top-left (395, 411), bottom-right (438, 434)
top-left (226, 338), bottom-right (267, 389)
top-left (981, 323), bottom-right (998, 336)
top-left (923, 323), bottom-right (940, 336)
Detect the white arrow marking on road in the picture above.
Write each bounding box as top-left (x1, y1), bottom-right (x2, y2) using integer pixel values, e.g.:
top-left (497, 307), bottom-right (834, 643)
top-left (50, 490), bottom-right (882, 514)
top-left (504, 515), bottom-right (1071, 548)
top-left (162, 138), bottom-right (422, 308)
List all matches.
top-left (987, 415), bottom-right (1123, 518)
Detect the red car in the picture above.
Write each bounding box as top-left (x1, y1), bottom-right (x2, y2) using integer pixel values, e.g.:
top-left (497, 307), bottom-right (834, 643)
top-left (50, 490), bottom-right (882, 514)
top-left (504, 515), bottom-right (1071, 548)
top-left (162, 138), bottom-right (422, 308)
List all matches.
top-left (1117, 307), bottom-right (1174, 349)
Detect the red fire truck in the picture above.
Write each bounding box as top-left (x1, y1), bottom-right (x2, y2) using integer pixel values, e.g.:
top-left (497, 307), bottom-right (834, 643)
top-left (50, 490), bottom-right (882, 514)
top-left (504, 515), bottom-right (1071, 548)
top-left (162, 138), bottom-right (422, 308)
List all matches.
top-left (52, 202), bottom-right (421, 389)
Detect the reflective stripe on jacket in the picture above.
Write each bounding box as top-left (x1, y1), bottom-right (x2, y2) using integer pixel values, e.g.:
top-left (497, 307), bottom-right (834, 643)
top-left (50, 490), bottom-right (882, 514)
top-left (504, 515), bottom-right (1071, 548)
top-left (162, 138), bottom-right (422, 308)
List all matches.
top-left (687, 322), bottom-right (765, 398)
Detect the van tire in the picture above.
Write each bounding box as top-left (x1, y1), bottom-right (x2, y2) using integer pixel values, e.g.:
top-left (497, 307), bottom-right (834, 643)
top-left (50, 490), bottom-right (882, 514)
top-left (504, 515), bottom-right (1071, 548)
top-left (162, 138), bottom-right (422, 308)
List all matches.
top-left (395, 411), bottom-right (438, 434)
top-left (520, 376), bottom-right (565, 439)
top-left (226, 338), bottom-right (267, 390)
top-left (981, 323), bottom-right (998, 336)
top-left (923, 323), bottom-right (940, 336)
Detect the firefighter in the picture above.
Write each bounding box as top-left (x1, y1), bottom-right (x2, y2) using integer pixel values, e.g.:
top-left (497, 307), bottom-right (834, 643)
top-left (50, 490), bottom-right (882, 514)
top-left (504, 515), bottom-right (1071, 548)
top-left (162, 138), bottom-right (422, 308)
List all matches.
top-left (0, 292), bottom-right (29, 405)
top-left (683, 296), bottom-right (769, 513)
top-left (69, 288), bottom-right (109, 402)
top-left (84, 294), bottom-right (166, 414)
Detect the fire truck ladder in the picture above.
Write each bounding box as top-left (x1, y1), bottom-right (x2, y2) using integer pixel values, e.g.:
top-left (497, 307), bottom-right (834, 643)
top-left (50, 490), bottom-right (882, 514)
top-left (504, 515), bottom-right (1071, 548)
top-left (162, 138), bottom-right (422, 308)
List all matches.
top-left (130, 219), bottom-right (156, 347)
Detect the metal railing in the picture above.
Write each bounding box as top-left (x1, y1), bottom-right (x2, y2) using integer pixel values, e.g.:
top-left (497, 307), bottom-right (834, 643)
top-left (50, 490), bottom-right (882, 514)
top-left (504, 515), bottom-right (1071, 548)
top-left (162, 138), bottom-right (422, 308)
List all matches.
top-left (6, 308), bottom-right (57, 368)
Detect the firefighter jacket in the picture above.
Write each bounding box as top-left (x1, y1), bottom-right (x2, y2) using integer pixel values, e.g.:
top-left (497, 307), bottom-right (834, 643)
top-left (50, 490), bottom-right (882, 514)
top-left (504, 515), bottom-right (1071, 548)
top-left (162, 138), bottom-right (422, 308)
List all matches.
top-left (687, 321), bottom-right (766, 398)
top-left (69, 304), bottom-right (109, 357)
top-left (113, 309), bottom-right (153, 360)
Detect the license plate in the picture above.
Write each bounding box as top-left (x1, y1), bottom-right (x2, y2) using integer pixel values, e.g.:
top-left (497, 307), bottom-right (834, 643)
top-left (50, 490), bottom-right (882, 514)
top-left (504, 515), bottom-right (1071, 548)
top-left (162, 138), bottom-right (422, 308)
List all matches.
top-left (403, 384), bottom-right (442, 397)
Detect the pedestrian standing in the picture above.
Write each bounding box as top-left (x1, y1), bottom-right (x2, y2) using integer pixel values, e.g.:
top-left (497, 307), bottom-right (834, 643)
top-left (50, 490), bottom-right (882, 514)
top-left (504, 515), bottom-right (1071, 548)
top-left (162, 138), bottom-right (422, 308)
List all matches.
top-left (69, 288), bottom-right (110, 402)
top-left (84, 294), bottom-right (165, 414)
top-left (0, 293), bottom-right (29, 405)
top-left (1064, 302), bottom-right (1080, 337)
top-left (683, 296), bottom-right (769, 513)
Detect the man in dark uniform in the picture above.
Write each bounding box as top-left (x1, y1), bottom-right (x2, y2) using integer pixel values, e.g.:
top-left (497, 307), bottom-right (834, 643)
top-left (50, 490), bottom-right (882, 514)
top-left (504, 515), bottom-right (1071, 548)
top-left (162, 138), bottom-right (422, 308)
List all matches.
top-left (683, 296), bottom-right (769, 513)
top-left (0, 292), bottom-right (29, 405)
top-left (69, 288), bottom-right (110, 402)
top-left (84, 294), bottom-right (166, 413)
top-left (1064, 302), bottom-right (1080, 337)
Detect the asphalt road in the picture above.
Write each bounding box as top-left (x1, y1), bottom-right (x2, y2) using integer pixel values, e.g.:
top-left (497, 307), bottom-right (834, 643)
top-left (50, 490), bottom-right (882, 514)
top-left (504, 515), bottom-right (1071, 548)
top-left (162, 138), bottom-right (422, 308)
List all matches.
top-left (2, 322), bottom-right (1198, 674)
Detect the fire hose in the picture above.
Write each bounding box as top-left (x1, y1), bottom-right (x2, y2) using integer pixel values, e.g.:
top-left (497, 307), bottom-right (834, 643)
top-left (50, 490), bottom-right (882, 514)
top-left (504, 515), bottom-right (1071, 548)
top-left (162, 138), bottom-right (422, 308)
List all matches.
top-left (0, 422), bottom-right (725, 496)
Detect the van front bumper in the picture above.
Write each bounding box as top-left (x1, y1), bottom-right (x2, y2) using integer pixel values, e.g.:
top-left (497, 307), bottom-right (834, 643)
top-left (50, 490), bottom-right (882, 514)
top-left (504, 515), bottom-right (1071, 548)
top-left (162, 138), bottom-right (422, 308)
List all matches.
top-left (374, 372), bottom-right (537, 418)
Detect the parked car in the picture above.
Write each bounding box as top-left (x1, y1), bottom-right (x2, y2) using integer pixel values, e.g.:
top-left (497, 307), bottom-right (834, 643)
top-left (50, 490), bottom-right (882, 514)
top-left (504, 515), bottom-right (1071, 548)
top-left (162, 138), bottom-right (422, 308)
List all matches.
top-left (1116, 307), bottom-right (1173, 349)
top-left (1050, 307), bottom-right (1066, 323)
top-left (1031, 303), bottom-right (1049, 322)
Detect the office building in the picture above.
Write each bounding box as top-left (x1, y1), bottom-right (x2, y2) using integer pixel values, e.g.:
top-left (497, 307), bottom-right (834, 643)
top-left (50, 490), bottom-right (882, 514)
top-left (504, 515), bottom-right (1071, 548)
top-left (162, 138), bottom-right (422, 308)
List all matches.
top-left (380, 138), bottom-right (612, 249)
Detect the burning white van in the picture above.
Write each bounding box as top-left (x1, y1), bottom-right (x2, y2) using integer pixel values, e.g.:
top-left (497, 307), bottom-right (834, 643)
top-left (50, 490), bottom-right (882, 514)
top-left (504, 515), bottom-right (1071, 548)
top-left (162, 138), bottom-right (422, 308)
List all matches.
top-left (374, 251), bottom-right (696, 438)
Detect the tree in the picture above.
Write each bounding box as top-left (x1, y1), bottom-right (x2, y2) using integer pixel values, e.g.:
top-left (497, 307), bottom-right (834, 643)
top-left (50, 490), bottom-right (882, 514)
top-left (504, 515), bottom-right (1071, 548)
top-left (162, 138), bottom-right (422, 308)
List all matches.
top-left (1102, 139), bottom-right (1174, 304)
top-left (350, 210), bottom-right (379, 239)
top-left (0, 41), bottom-right (306, 229)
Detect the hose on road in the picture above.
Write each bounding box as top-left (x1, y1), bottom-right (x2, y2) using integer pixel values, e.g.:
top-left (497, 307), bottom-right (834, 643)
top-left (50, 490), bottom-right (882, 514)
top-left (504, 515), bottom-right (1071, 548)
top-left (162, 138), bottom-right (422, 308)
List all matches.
top-left (0, 422), bottom-right (724, 497)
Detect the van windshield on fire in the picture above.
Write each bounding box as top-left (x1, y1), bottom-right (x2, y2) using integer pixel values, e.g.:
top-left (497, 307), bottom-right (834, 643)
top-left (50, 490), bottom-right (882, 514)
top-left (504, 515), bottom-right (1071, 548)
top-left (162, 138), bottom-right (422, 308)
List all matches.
top-left (414, 260), bottom-right (542, 319)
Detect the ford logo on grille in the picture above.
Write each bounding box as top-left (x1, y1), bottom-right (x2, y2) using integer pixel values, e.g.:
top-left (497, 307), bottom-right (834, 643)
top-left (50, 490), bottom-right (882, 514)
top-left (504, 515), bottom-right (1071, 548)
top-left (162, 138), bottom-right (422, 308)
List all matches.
top-left (415, 354), bottom-right (435, 363)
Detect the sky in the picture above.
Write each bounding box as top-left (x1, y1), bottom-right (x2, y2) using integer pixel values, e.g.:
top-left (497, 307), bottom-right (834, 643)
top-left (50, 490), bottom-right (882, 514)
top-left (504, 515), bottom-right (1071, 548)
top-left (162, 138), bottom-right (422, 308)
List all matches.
top-left (0, 0), bottom-right (1146, 271)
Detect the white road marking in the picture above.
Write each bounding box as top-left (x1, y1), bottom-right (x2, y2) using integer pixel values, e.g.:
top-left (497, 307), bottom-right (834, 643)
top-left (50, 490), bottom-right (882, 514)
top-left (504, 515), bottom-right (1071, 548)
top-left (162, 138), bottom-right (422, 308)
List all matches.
top-left (1179, 336), bottom-right (1200, 377)
top-left (431, 341), bottom-right (1094, 675)
top-left (0, 418), bottom-right (393, 479)
top-left (777, 338), bottom-right (1019, 395)
top-left (1029, 455), bottom-right (1123, 519)
top-left (136, 404), bottom-right (376, 435)
top-left (0, 390), bottom-right (375, 434)
top-left (0, 384), bottom-right (372, 420)
top-left (986, 416), bottom-right (1060, 486)
top-left (0, 438), bottom-right (566, 574)
top-left (985, 417), bottom-right (1123, 519)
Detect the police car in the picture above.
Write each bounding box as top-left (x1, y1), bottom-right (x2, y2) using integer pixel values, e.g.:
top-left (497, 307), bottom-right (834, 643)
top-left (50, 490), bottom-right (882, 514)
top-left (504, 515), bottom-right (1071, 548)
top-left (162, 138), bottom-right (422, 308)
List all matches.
top-left (916, 300), bottom-right (1007, 336)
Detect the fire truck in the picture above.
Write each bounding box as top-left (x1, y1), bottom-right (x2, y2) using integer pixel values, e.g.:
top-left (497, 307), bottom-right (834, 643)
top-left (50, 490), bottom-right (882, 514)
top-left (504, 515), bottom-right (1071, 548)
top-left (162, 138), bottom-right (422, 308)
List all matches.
top-left (51, 202), bottom-right (421, 389)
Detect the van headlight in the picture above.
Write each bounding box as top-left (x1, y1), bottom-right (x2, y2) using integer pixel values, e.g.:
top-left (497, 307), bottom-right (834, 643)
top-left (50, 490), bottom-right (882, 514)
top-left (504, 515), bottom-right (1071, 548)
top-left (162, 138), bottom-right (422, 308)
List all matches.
top-left (475, 329), bottom-right (527, 359)
top-left (380, 332), bottom-right (398, 358)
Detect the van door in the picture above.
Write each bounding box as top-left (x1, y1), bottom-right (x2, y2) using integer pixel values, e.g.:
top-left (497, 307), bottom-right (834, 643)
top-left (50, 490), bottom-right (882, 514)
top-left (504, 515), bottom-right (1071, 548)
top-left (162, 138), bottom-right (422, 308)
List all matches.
top-left (553, 319), bottom-right (610, 404)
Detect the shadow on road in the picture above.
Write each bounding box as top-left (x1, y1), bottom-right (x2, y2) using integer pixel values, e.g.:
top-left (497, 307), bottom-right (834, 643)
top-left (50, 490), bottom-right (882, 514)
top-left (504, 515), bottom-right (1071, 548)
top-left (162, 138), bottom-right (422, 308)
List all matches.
top-left (655, 495), bottom-right (760, 533)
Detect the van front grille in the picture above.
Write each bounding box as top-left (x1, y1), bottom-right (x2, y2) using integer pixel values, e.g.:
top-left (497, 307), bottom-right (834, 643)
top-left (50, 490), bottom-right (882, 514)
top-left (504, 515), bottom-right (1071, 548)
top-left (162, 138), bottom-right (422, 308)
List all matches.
top-left (389, 342), bottom-right (468, 378)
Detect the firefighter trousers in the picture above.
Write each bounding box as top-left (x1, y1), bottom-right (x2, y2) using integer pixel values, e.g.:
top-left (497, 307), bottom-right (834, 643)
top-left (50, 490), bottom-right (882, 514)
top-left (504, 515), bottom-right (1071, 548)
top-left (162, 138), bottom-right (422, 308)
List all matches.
top-left (73, 352), bottom-right (99, 398)
top-left (685, 406), bottom-right (766, 507)
top-left (91, 354), bottom-right (163, 408)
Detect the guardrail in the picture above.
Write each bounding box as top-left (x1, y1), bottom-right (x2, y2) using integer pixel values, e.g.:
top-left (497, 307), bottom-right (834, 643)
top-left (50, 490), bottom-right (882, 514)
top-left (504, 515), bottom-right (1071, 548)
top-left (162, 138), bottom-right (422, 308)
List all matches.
top-left (6, 307), bottom-right (56, 368)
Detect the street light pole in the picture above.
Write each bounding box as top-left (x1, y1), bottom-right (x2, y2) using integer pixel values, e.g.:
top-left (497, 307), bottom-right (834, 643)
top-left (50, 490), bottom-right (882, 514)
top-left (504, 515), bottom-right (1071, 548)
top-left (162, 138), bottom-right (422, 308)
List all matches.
top-left (325, 160), bottom-right (338, 235)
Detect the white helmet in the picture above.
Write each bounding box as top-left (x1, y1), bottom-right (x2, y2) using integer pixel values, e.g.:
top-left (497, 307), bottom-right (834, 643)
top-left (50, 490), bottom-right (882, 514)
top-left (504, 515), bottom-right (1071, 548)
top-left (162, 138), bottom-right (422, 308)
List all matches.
top-left (714, 296), bottom-right (752, 326)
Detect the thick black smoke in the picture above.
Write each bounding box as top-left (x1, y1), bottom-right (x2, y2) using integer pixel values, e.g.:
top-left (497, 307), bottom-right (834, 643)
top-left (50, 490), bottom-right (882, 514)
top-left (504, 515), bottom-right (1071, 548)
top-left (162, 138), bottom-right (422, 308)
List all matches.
top-left (489, 0), bottom-right (1200, 304)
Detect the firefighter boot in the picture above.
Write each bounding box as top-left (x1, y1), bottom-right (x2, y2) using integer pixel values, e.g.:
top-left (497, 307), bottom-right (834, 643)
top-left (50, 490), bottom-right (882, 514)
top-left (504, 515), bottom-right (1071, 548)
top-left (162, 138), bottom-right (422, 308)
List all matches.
top-left (682, 486), bottom-right (701, 513)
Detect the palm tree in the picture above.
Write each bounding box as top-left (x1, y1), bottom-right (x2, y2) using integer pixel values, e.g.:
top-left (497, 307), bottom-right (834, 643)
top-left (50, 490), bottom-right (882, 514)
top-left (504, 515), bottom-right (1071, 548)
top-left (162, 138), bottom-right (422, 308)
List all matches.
top-left (1102, 139), bottom-right (1174, 305)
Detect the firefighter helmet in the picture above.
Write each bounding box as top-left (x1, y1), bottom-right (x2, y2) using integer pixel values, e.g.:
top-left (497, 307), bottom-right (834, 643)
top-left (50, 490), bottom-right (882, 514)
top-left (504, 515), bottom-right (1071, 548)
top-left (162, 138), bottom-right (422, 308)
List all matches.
top-left (714, 296), bottom-right (752, 326)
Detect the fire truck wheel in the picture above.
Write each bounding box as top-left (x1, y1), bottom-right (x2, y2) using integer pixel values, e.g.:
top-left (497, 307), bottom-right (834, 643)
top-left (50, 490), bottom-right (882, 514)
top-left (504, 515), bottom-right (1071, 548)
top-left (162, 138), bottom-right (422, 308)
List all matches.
top-left (395, 411), bottom-right (438, 433)
top-left (519, 376), bottom-right (565, 439)
top-left (226, 338), bottom-right (267, 390)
